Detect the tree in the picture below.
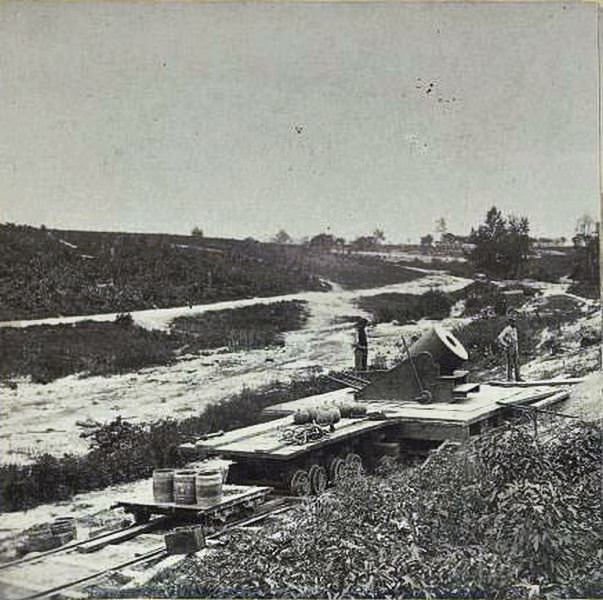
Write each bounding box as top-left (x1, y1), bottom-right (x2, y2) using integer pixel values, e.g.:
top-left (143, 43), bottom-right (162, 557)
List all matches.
top-left (575, 214), bottom-right (596, 237)
top-left (191, 226), bottom-right (204, 238)
top-left (435, 217), bottom-right (447, 240)
top-left (334, 237), bottom-right (346, 253)
top-left (572, 217), bottom-right (599, 285)
top-left (420, 234), bottom-right (433, 249)
top-left (467, 207), bottom-right (532, 278)
top-left (309, 233), bottom-right (336, 252)
top-left (272, 229), bottom-right (292, 244)
top-left (373, 229), bottom-right (386, 244)
top-left (503, 215), bottom-right (531, 278)
top-left (350, 236), bottom-right (378, 251)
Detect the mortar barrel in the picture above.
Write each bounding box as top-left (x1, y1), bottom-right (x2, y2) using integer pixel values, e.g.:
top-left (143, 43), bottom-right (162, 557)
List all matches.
top-left (409, 325), bottom-right (468, 375)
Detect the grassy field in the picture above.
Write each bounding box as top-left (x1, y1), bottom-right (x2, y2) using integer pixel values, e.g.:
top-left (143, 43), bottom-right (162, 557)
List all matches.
top-left (0, 224), bottom-right (421, 320)
top-left (357, 289), bottom-right (455, 324)
top-left (0, 301), bottom-right (308, 383)
top-left (0, 375), bottom-right (342, 513)
top-left (357, 282), bottom-right (535, 326)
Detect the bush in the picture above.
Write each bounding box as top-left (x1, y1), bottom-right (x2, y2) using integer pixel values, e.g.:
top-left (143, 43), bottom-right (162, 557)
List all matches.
top-left (0, 301), bottom-right (309, 383)
top-left (0, 321), bottom-right (177, 383)
top-left (0, 224), bottom-right (422, 321)
top-left (0, 375), bottom-right (342, 512)
top-left (130, 418), bottom-right (602, 599)
top-left (114, 313), bottom-right (134, 327)
top-left (567, 280), bottom-right (601, 300)
top-left (453, 304), bottom-right (581, 375)
top-left (358, 289), bottom-right (454, 325)
top-left (172, 301), bottom-right (309, 352)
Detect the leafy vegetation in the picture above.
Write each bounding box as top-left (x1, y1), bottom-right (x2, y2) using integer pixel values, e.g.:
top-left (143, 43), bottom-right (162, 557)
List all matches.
top-left (453, 296), bottom-right (586, 375)
top-left (0, 301), bottom-right (308, 383)
top-left (172, 301), bottom-right (309, 352)
top-left (0, 224), bottom-right (420, 320)
top-left (357, 289), bottom-right (455, 325)
top-left (569, 217), bottom-right (600, 299)
top-left (121, 418), bottom-right (601, 599)
top-left (467, 206), bottom-right (532, 278)
top-left (0, 376), bottom-right (342, 512)
top-left (452, 281), bottom-right (535, 317)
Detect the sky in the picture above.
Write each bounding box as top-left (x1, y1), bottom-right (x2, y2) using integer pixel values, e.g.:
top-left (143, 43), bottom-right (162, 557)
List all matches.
top-left (0, 2), bottom-right (599, 243)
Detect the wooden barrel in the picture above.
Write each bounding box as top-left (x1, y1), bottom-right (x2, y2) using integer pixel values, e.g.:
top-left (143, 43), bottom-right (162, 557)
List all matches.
top-left (153, 469), bottom-right (175, 503)
top-left (195, 470), bottom-right (223, 507)
top-left (173, 470), bottom-right (197, 505)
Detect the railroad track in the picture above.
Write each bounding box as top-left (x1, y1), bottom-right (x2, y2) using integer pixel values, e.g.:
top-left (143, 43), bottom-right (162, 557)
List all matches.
top-left (0, 497), bottom-right (297, 600)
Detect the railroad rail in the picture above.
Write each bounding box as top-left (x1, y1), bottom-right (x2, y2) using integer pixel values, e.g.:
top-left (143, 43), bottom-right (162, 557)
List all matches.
top-left (0, 516), bottom-right (169, 572)
top-left (0, 496), bottom-right (297, 600)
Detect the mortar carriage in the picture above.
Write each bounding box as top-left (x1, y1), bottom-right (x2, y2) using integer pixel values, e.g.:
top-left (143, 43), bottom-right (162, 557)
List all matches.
top-left (177, 325), bottom-right (570, 496)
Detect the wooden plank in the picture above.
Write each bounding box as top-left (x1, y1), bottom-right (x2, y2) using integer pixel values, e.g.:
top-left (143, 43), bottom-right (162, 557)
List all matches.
top-left (196, 417), bottom-right (294, 448)
top-left (207, 418), bottom-right (390, 460)
top-left (76, 517), bottom-right (169, 554)
top-left (194, 385), bottom-right (564, 461)
top-left (364, 386), bottom-right (559, 423)
top-left (115, 486), bottom-right (272, 518)
top-left (453, 383), bottom-right (481, 396)
top-left (531, 390), bottom-right (570, 409)
top-left (255, 419), bottom-right (389, 455)
top-left (488, 378), bottom-right (583, 387)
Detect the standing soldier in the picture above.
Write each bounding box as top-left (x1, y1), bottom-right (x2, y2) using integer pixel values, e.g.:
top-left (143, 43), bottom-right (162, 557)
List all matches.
top-left (497, 316), bottom-right (523, 382)
top-left (353, 318), bottom-right (369, 371)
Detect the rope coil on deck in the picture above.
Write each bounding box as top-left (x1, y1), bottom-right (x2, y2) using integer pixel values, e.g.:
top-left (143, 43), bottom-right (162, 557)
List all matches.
top-left (277, 423), bottom-right (332, 445)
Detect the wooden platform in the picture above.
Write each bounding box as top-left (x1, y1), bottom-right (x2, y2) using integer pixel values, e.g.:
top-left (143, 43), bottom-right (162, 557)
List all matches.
top-left (115, 484), bottom-right (272, 519)
top-left (262, 384), bottom-right (562, 424)
top-left (194, 413), bottom-right (391, 461)
top-left (189, 383), bottom-right (571, 458)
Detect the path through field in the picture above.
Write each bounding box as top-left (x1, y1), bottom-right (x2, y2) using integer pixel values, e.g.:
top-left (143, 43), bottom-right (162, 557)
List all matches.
top-left (1, 273), bottom-right (471, 463)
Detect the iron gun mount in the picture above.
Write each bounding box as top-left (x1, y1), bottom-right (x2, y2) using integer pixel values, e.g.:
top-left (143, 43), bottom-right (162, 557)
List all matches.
top-left (354, 324), bottom-right (477, 404)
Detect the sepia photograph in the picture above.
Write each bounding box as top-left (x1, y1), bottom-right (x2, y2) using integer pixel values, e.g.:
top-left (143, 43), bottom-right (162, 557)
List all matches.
top-left (0, 1), bottom-right (601, 598)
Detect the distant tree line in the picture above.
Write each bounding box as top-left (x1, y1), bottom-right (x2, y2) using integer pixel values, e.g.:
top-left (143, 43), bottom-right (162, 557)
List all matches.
top-left (270, 229), bottom-right (387, 252)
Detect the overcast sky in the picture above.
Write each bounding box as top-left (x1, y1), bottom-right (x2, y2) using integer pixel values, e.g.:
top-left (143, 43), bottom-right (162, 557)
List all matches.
top-left (0, 2), bottom-right (598, 242)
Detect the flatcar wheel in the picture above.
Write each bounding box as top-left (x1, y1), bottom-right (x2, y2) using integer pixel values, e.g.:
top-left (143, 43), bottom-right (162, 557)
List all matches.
top-left (308, 464), bottom-right (328, 495)
top-left (289, 469), bottom-right (311, 497)
top-left (328, 456), bottom-right (346, 485)
top-left (344, 452), bottom-right (363, 475)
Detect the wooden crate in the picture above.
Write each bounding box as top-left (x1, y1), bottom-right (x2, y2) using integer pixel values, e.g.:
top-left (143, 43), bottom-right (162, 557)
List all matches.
top-left (165, 526), bottom-right (205, 555)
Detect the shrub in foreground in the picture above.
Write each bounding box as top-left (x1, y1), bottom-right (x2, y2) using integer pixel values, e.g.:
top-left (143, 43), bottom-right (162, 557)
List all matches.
top-left (123, 419), bottom-right (602, 599)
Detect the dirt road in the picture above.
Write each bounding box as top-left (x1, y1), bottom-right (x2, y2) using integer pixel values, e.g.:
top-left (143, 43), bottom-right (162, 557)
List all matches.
top-left (1, 273), bottom-right (471, 463)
